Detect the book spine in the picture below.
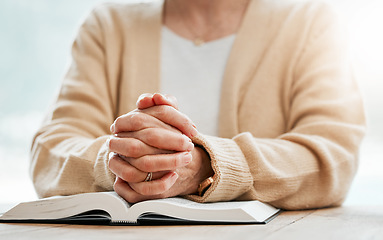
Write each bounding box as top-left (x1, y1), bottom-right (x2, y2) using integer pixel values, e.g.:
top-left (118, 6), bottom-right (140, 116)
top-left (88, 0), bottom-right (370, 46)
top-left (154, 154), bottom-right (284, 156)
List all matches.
top-left (110, 220), bottom-right (138, 225)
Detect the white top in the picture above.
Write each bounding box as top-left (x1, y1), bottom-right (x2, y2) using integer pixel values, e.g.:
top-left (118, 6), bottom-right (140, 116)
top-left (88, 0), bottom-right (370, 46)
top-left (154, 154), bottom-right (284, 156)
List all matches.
top-left (160, 27), bottom-right (236, 136)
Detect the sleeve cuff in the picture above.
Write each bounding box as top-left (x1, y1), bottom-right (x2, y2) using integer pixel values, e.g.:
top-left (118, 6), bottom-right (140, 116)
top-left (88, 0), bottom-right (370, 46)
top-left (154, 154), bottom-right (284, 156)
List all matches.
top-left (94, 136), bottom-right (115, 190)
top-left (186, 133), bottom-right (254, 202)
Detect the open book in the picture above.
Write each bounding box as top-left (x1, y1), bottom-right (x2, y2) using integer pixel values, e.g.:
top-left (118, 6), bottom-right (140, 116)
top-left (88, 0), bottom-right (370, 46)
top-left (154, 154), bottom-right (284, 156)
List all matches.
top-left (0, 192), bottom-right (280, 225)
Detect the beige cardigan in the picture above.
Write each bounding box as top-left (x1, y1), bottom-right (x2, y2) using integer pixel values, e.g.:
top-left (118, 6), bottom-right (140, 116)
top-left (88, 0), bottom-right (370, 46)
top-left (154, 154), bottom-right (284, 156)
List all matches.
top-left (31, 0), bottom-right (366, 210)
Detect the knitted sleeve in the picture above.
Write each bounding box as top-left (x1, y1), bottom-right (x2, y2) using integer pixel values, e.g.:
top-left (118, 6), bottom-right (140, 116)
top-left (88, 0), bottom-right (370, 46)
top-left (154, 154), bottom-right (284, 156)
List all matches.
top-left (186, 3), bottom-right (365, 210)
top-left (30, 6), bottom-right (116, 198)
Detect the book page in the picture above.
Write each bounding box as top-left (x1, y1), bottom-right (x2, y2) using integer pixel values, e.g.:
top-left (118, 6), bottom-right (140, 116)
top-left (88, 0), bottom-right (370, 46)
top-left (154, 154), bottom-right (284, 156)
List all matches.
top-left (143, 197), bottom-right (252, 210)
top-left (127, 197), bottom-right (279, 223)
top-left (0, 192), bottom-right (131, 221)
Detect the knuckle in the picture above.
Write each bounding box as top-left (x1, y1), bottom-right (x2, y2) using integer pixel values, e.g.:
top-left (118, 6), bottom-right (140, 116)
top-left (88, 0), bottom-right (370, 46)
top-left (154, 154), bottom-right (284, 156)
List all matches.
top-left (125, 140), bottom-right (141, 158)
top-left (155, 105), bottom-right (170, 117)
top-left (120, 167), bottom-right (138, 182)
top-left (141, 156), bottom-right (154, 172)
top-left (125, 192), bottom-right (141, 203)
top-left (120, 169), bottom-right (132, 182)
top-left (143, 129), bottom-right (158, 144)
top-left (129, 113), bottom-right (145, 130)
top-left (114, 179), bottom-right (143, 203)
top-left (132, 112), bottom-right (146, 122)
top-left (145, 129), bottom-right (165, 146)
top-left (157, 181), bottom-right (169, 194)
top-left (177, 136), bottom-right (188, 150)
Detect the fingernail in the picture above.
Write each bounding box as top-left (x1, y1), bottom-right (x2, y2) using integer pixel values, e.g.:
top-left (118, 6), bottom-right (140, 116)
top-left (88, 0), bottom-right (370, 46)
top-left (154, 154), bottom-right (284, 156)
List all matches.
top-left (110, 124), bottom-right (115, 133)
top-left (154, 92), bottom-right (162, 99)
top-left (190, 127), bottom-right (198, 138)
top-left (106, 138), bottom-right (111, 148)
top-left (187, 142), bottom-right (194, 151)
top-left (183, 152), bottom-right (192, 164)
top-left (183, 134), bottom-right (192, 142)
top-left (171, 172), bottom-right (178, 180)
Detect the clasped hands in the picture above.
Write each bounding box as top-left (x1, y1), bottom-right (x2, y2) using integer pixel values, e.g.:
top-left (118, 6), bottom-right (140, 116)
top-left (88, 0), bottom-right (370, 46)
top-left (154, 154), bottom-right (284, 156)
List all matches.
top-left (107, 93), bottom-right (213, 203)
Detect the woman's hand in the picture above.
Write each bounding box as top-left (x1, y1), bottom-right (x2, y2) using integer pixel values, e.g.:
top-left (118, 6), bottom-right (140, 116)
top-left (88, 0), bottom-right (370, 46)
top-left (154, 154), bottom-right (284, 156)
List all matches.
top-left (113, 146), bottom-right (212, 203)
top-left (109, 93), bottom-right (213, 203)
top-left (110, 104), bottom-right (197, 139)
top-left (108, 105), bottom-right (195, 182)
top-left (136, 93), bottom-right (179, 110)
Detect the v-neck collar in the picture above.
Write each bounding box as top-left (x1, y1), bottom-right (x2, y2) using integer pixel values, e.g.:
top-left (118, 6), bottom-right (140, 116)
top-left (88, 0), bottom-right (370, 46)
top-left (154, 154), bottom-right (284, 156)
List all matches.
top-left (142, 0), bottom-right (277, 137)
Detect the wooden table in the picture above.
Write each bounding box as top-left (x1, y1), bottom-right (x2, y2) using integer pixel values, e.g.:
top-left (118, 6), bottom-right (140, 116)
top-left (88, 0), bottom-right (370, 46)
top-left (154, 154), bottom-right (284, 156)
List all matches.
top-left (0, 205), bottom-right (382, 240)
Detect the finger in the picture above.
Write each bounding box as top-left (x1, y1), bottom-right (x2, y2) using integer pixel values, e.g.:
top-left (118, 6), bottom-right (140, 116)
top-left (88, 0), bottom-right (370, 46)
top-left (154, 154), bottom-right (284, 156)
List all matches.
top-left (111, 111), bottom-right (178, 134)
top-left (152, 93), bottom-right (178, 110)
top-left (108, 137), bottom-right (171, 158)
top-left (109, 153), bottom-right (169, 182)
top-left (114, 177), bottom-right (152, 203)
top-left (136, 93), bottom-right (155, 109)
top-left (140, 105), bottom-right (198, 138)
top-left (114, 177), bottom-right (170, 203)
top-left (114, 177), bottom-right (140, 203)
top-left (116, 128), bottom-right (194, 152)
top-left (109, 153), bottom-right (147, 182)
top-left (126, 151), bottom-right (192, 172)
top-left (129, 172), bottom-right (178, 196)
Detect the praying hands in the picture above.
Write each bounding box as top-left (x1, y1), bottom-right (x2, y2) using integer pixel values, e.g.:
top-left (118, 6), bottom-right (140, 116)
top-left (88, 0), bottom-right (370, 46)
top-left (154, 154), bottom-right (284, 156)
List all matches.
top-left (107, 93), bottom-right (214, 203)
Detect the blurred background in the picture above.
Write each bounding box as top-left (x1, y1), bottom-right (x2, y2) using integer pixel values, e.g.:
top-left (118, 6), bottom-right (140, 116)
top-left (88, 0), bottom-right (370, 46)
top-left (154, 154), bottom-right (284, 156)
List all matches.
top-left (0, 0), bottom-right (382, 205)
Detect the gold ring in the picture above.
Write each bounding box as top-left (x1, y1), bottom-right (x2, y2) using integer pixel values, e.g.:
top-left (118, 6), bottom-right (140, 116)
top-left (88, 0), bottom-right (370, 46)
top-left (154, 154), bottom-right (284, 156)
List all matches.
top-left (144, 172), bottom-right (152, 182)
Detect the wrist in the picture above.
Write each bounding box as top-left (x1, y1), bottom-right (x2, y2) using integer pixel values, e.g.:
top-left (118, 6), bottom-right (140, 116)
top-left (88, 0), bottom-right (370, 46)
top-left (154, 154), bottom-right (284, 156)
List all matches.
top-left (194, 146), bottom-right (214, 196)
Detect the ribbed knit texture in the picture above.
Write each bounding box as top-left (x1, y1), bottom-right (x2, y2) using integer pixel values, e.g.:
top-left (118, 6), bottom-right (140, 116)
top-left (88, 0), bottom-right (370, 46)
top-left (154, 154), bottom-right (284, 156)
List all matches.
top-left (186, 134), bottom-right (253, 202)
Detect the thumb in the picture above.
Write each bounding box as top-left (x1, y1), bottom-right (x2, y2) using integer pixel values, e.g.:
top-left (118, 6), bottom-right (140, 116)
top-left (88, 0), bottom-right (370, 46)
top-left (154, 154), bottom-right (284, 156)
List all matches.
top-left (136, 93), bottom-right (155, 109)
top-left (153, 93), bottom-right (179, 110)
